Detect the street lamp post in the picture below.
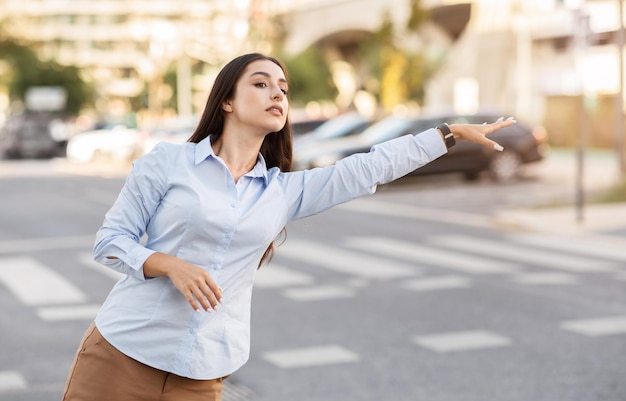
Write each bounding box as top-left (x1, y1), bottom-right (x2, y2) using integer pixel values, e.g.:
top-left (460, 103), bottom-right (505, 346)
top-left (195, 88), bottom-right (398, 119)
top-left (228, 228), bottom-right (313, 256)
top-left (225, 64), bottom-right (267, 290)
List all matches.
top-left (617, 0), bottom-right (626, 177)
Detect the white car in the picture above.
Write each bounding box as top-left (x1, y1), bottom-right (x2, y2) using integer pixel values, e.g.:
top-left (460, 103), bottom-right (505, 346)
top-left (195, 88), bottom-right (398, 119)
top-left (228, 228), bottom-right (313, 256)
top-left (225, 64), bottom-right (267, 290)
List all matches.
top-left (66, 124), bottom-right (139, 163)
top-left (137, 116), bottom-right (198, 155)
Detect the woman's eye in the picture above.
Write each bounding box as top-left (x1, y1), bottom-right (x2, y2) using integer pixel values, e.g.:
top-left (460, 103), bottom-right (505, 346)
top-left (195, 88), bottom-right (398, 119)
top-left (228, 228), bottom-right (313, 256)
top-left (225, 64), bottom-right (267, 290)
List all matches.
top-left (281, 88), bottom-right (289, 95)
top-left (254, 82), bottom-right (267, 88)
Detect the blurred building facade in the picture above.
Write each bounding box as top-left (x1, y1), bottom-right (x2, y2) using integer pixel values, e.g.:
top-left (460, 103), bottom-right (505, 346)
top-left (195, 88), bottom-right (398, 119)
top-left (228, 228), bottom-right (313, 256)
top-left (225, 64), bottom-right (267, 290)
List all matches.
top-left (0, 0), bottom-right (261, 122)
top-left (0, 0), bottom-right (624, 148)
top-left (269, 0), bottom-right (624, 148)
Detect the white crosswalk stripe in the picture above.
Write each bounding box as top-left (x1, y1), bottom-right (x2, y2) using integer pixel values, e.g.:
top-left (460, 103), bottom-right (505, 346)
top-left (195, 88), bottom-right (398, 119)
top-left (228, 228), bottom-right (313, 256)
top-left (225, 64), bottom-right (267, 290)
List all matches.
top-left (278, 239), bottom-right (418, 279)
top-left (37, 304), bottom-right (102, 321)
top-left (413, 330), bottom-right (512, 353)
top-left (0, 257), bottom-right (86, 305)
top-left (0, 371), bottom-right (27, 391)
top-left (77, 252), bottom-right (126, 281)
top-left (429, 235), bottom-right (619, 272)
top-left (283, 285), bottom-right (355, 301)
top-left (402, 275), bottom-right (472, 291)
top-left (560, 316), bottom-right (626, 336)
top-left (254, 264), bottom-right (315, 288)
top-left (262, 345), bottom-right (360, 369)
top-left (344, 236), bottom-right (520, 274)
top-left (510, 272), bottom-right (579, 285)
top-left (510, 233), bottom-right (626, 263)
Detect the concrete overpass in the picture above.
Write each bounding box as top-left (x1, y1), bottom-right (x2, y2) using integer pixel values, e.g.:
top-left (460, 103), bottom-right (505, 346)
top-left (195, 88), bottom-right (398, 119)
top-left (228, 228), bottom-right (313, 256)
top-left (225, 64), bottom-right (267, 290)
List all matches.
top-left (276, 0), bottom-right (472, 56)
top-left (268, 0), bottom-right (528, 118)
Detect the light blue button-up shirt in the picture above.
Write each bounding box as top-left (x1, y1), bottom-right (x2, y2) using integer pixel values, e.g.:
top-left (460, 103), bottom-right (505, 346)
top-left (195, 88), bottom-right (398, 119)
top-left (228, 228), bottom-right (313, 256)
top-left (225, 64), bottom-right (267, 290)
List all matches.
top-left (93, 128), bottom-right (446, 380)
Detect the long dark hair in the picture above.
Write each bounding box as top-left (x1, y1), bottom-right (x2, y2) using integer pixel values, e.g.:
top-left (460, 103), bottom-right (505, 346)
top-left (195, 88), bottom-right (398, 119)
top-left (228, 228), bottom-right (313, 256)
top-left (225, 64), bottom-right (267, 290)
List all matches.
top-left (188, 53), bottom-right (292, 267)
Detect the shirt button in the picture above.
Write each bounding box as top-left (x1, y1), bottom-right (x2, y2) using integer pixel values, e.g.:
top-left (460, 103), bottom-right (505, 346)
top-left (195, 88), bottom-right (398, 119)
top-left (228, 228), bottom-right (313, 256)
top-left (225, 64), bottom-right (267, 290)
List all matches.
top-left (230, 203), bottom-right (236, 208)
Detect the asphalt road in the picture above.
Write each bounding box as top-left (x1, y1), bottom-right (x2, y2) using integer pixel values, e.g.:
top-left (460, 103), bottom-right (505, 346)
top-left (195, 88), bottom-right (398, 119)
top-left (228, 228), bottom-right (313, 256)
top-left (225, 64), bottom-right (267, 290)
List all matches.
top-left (0, 155), bottom-right (625, 401)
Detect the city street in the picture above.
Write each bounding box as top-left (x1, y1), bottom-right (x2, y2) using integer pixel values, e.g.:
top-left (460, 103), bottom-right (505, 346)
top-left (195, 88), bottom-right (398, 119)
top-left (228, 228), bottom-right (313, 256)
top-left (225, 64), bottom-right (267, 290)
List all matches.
top-left (0, 153), bottom-right (625, 401)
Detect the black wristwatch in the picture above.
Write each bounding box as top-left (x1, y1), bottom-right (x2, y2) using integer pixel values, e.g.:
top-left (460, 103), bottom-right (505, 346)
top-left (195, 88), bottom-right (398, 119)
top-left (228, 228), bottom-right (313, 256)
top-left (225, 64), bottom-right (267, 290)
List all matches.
top-left (436, 123), bottom-right (456, 149)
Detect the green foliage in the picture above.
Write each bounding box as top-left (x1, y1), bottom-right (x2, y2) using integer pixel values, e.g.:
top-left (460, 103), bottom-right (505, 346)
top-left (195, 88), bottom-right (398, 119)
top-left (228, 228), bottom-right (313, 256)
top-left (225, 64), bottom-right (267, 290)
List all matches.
top-left (281, 46), bottom-right (336, 106)
top-left (595, 177), bottom-right (626, 203)
top-left (357, 1), bottom-right (433, 109)
top-left (0, 39), bottom-right (91, 115)
top-left (406, 0), bottom-right (430, 33)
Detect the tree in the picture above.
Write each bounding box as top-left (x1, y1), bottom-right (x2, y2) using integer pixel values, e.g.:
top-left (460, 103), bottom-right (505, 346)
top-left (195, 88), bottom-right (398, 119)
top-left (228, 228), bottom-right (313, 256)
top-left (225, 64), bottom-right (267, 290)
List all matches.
top-left (0, 39), bottom-right (91, 115)
top-left (281, 46), bottom-right (336, 107)
top-left (358, 1), bottom-right (433, 110)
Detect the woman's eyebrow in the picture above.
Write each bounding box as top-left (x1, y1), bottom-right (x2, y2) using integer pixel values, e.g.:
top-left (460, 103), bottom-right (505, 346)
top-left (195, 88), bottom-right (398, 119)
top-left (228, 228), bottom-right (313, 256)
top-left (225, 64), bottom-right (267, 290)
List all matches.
top-left (250, 71), bottom-right (288, 84)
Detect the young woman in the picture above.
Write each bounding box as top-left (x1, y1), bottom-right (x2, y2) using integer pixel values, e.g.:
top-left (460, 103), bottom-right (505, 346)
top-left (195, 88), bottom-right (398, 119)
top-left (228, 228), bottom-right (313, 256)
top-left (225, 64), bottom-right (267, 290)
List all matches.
top-left (62, 53), bottom-right (515, 401)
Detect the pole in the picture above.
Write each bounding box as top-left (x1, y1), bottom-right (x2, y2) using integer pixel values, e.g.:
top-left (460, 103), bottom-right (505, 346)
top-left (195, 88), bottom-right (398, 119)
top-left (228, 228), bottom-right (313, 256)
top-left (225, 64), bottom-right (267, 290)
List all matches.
top-left (575, 7), bottom-right (589, 224)
top-left (617, 0), bottom-right (626, 177)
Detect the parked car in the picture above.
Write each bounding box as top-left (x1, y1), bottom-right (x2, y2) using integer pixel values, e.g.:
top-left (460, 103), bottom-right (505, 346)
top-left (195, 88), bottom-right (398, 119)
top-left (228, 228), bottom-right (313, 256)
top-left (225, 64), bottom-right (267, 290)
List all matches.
top-left (293, 112), bottom-right (372, 152)
top-left (136, 115), bottom-right (199, 155)
top-left (0, 112), bottom-right (64, 159)
top-left (66, 123), bottom-right (139, 163)
top-left (294, 112), bottom-right (548, 182)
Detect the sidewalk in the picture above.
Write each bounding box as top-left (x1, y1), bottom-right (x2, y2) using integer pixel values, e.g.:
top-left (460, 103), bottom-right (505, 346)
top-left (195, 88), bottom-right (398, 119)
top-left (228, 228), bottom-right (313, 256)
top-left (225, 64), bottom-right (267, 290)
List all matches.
top-left (493, 201), bottom-right (626, 239)
top-left (492, 148), bottom-right (626, 242)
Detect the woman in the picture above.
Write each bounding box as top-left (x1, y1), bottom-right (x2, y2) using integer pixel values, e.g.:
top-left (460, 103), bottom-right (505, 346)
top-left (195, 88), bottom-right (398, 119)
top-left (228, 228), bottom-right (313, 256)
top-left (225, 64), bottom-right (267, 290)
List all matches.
top-left (62, 53), bottom-right (514, 401)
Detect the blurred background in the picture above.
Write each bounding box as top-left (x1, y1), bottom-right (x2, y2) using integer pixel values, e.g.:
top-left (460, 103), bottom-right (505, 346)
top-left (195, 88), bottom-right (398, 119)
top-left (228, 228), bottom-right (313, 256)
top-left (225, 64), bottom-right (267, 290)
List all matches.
top-left (1, 1), bottom-right (626, 401)
top-left (0, 0), bottom-right (624, 173)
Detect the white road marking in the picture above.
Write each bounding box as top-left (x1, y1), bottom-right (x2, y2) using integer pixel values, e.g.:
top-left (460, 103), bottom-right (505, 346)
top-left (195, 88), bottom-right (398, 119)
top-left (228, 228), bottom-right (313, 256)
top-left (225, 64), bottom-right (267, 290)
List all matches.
top-left (0, 235), bottom-right (94, 254)
top-left (283, 285), bottom-right (355, 301)
top-left (262, 345), bottom-right (359, 368)
top-left (0, 371), bottom-right (27, 391)
top-left (429, 236), bottom-right (618, 272)
top-left (36, 304), bottom-right (101, 321)
top-left (336, 198), bottom-right (493, 228)
top-left (0, 257), bottom-right (86, 305)
top-left (254, 264), bottom-right (315, 288)
top-left (78, 252), bottom-right (125, 281)
top-left (510, 233), bottom-right (626, 263)
top-left (560, 316), bottom-right (626, 336)
top-left (414, 330), bottom-right (512, 353)
top-left (278, 240), bottom-right (417, 279)
top-left (345, 237), bottom-right (520, 274)
top-left (402, 275), bottom-right (472, 292)
top-left (511, 272), bottom-right (579, 285)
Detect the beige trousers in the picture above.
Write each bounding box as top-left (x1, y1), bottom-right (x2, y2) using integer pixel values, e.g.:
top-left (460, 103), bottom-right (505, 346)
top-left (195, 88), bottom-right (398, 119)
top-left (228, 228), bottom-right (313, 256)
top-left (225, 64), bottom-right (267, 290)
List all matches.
top-left (62, 323), bottom-right (224, 401)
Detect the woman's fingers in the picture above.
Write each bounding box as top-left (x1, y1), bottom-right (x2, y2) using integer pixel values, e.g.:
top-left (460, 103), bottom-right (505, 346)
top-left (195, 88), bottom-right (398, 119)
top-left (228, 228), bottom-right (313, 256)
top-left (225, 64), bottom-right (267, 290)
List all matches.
top-left (191, 277), bottom-right (223, 312)
top-left (169, 263), bottom-right (224, 312)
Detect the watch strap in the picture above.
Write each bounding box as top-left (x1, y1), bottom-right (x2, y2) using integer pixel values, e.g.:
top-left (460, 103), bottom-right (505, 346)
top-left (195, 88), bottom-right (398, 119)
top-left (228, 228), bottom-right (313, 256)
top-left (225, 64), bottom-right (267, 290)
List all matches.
top-left (436, 123), bottom-right (456, 149)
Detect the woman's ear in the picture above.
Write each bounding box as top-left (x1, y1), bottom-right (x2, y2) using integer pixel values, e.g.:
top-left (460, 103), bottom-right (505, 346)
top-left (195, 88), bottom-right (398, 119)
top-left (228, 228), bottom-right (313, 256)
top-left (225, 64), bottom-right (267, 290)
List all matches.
top-left (222, 101), bottom-right (233, 112)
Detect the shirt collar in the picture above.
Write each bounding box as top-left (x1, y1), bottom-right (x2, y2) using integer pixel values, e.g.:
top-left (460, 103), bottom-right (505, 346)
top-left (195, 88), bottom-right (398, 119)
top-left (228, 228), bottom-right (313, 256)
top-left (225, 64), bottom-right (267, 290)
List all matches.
top-left (194, 136), bottom-right (270, 184)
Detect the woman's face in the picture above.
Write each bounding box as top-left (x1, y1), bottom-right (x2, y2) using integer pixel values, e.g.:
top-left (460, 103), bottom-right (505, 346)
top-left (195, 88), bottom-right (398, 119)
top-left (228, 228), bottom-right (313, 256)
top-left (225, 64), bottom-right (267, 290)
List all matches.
top-left (225, 59), bottom-right (289, 135)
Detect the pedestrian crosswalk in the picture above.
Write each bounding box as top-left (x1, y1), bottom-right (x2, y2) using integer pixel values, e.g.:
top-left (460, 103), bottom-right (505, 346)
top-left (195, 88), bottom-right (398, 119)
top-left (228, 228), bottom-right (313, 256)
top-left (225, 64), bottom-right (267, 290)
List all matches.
top-left (0, 231), bottom-right (625, 383)
top-left (0, 232), bottom-right (622, 321)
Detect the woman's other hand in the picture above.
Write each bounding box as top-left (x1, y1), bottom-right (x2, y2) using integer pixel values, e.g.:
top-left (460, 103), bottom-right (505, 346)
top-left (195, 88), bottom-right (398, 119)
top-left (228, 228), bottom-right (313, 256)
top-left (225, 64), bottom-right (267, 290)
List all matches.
top-left (143, 253), bottom-right (223, 312)
top-left (449, 116), bottom-right (516, 151)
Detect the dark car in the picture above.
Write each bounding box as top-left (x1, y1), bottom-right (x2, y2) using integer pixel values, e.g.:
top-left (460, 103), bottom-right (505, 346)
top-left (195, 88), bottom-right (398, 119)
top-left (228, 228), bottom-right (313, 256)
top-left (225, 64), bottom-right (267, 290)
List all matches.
top-left (293, 112), bottom-right (371, 152)
top-left (293, 112), bottom-right (548, 182)
top-left (0, 112), bottom-right (63, 159)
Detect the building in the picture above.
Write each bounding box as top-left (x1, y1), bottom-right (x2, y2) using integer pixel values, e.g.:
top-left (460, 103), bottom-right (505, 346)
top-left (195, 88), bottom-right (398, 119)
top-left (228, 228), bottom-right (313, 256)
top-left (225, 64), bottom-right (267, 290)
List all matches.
top-left (0, 0), bottom-right (258, 121)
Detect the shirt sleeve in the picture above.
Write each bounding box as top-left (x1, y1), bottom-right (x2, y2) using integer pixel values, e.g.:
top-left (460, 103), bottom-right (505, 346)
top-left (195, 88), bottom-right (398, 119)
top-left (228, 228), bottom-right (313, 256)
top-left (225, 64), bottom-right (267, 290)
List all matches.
top-left (93, 143), bottom-right (170, 281)
top-left (282, 128), bottom-right (447, 222)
